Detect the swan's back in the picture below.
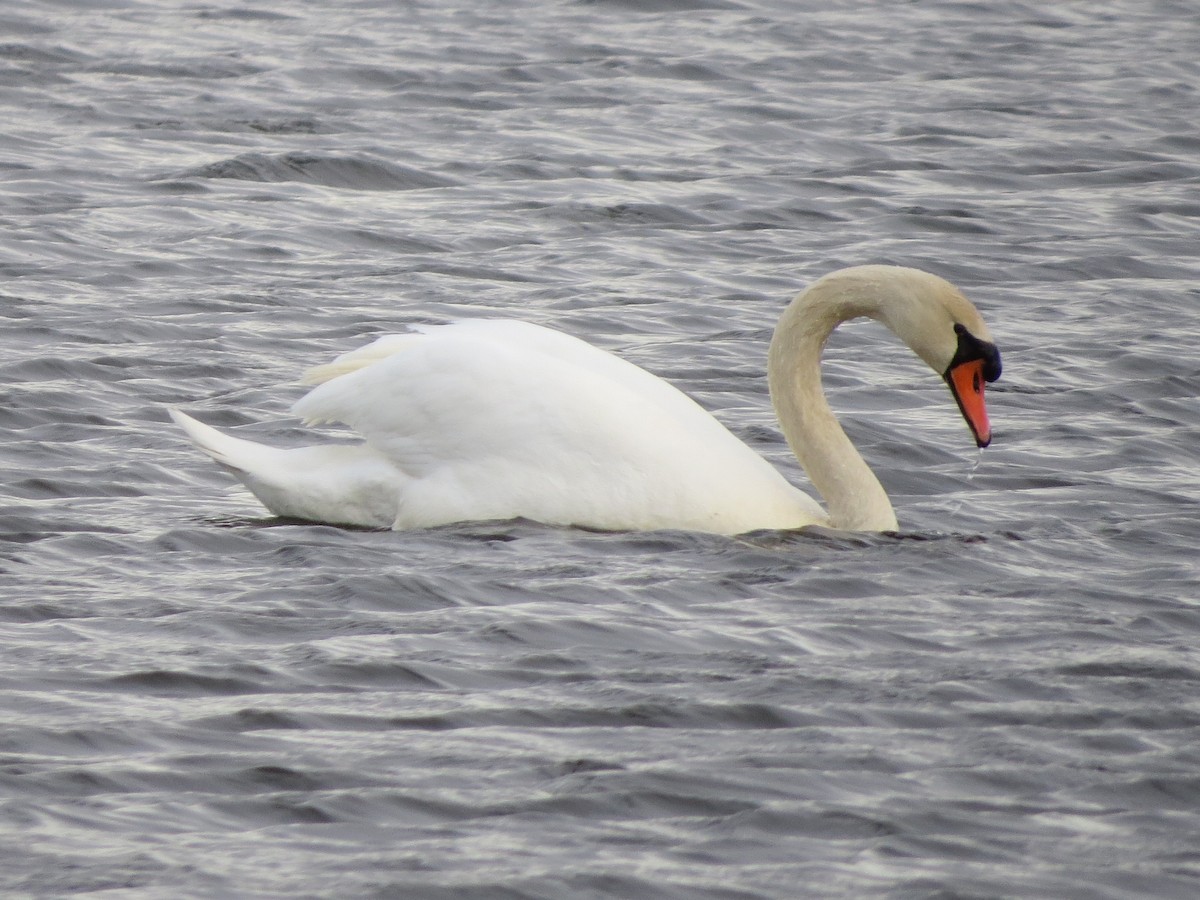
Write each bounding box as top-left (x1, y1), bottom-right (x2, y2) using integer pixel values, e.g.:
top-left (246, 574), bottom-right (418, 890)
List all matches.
top-left (291, 320), bottom-right (822, 532)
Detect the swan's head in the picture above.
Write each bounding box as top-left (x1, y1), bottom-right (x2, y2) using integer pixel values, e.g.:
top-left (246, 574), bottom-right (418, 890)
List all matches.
top-left (867, 267), bottom-right (1002, 447)
top-left (800, 265), bottom-right (1003, 448)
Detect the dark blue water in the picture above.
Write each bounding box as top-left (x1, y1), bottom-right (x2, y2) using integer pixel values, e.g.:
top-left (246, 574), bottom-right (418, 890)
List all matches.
top-left (3, 1), bottom-right (1200, 897)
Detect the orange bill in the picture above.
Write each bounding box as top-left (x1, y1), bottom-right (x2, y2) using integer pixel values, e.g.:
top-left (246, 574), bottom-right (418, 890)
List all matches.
top-left (947, 358), bottom-right (991, 448)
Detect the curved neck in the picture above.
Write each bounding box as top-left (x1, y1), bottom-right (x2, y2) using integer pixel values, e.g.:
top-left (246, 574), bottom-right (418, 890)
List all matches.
top-left (767, 282), bottom-right (899, 532)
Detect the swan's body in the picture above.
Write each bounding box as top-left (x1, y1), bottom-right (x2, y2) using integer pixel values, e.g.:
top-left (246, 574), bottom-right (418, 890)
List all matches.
top-left (172, 265), bottom-right (1000, 534)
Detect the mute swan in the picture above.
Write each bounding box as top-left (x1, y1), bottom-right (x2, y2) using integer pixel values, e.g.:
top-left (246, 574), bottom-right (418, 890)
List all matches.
top-left (171, 265), bottom-right (1000, 534)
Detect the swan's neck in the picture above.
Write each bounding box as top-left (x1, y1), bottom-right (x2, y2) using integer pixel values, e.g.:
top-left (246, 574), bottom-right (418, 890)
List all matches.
top-left (768, 285), bottom-right (899, 532)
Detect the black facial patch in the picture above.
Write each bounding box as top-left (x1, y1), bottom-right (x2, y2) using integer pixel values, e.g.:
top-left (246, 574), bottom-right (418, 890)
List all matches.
top-left (946, 323), bottom-right (1002, 382)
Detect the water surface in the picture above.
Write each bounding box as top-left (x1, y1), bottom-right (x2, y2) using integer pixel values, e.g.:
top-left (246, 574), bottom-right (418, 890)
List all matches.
top-left (2, 1), bottom-right (1200, 897)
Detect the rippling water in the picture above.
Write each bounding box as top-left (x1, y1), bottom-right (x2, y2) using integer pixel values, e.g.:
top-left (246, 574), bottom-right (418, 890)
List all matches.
top-left (3, 1), bottom-right (1200, 897)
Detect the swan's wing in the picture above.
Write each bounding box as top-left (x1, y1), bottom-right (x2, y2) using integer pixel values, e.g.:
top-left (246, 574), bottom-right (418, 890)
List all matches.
top-left (293, 320), bottom-right (720, 444)
top-left (300, 333), bottom-right (418, 386)
top-left (291, 320), bottom-right (821, 531)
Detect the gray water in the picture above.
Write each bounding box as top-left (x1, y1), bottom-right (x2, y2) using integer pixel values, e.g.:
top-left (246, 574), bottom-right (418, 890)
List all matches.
top-left (3, 1), bottom-right (1200, 897)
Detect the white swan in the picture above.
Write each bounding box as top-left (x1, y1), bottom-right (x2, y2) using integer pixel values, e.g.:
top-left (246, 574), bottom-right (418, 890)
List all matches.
top-left (171, 265), bottom-right (1001, 534)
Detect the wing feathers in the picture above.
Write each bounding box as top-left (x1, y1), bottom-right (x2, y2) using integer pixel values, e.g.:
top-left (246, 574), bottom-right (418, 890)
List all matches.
top-left (299, 333), bottom-right (419, 386)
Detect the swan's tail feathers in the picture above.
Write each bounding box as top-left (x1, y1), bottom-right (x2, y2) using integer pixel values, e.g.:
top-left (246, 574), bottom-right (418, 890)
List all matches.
top-left (169, 407), bottom-right (290, 516)
top-left (168, 408), bottom-right (279, 475)
top-left (169, 408), bottom-right (402, 528)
